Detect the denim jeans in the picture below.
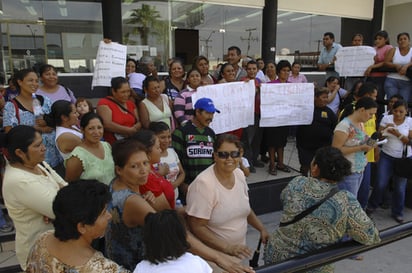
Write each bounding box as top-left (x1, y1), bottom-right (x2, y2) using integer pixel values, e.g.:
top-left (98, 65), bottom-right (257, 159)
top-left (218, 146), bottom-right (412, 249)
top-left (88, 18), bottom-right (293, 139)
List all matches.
top-left (338, 172), bottom-right (364, 197)
top-left (368, 152), bottom-right (408, 217)
top-left (384, 77), bottom-right (412, 102)
top-left (357, 162), bottom-right (371, 209)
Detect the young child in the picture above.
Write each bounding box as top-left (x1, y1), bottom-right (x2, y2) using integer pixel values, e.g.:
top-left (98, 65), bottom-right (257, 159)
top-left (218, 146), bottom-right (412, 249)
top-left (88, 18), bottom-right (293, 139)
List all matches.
top-left (149, 121), bottom-right (185, 202)
top-left (75, 97), bottom-right (94, 119)
top-left (133, 210), bottom-right (212, 273)
top-left (239, 145), bottom-right (251, 177)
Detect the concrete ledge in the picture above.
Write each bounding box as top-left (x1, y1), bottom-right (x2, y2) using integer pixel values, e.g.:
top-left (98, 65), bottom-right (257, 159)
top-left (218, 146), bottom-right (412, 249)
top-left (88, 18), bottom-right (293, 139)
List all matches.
top-left (249, 176), bottom-right (296, 215)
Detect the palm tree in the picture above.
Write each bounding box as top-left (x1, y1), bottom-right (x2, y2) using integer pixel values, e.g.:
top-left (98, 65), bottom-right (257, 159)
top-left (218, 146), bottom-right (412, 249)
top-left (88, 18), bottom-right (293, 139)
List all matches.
top-left (126, 4), bottom-right (161, 45)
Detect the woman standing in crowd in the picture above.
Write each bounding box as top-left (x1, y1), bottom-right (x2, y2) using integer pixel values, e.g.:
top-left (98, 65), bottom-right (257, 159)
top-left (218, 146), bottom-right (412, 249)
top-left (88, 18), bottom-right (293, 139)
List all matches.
top-left (3, 68), bottom-right (62, 169)
top-left (384, 32), bottom-right (412, 102)
top-left (367, 100), bottom-right (412, 223)
top-left (163, 59), bottom-right (185, 101)
top-left (296, 88), bottom-right (337, 176)
top-left (139, 76), bottom-right (173, 130)
top-left (265, 60), bottom-right (292, 175)
top-left (288, 62), bottom-right (307, 83)
top-left (26, 180), bottom-right (129, 273)
top-left (150, 121), bottom-right (185, 202)
top-left (97, 77), bottom-right (141, 144)
top-left (192, 55), bottom-right (215, 85)
top-left (174, 68), bottom-right (202, 126)
top-left (217, 63), bottom-right (236, 83)
top-left (263, 60), bottom-right (277, 83)
top-left (106, 138), bottom-right (255, 273)
top-left (264, 146), bottom-right (380, 272)
top-left (44, 100), bottom-right (82, 160)
top-left (2, 125), bottom-right (67, 270)
top-left (365, 30), bottom-right (393, 117)
top-left (332, 97), bottom-right (378, 196)
top-left (186, 134), bottom-right (269, 272)
top-left (36, 64), bottom-right (76, 103)
top-left (134, 210), bottom-right (211, 273)
top-left (325, 76), bottom-right (348, 115)
top-left (65, 113), bottom-right (115, 185)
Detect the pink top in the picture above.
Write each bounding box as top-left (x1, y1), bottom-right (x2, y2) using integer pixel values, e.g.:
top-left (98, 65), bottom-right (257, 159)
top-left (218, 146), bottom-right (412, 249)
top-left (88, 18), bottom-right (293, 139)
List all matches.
top-left (288, 73), bottom-right (308, 83)
top-left (370, 44), bottom-right (393, 77)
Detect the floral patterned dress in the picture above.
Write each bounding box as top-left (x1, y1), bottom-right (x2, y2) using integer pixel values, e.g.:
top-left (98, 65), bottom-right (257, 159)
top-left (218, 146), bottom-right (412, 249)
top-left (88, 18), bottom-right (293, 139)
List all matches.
top-left (264, 176), bottom-right (380, 273)
top-left (26, 231), bottom-right (130, 273)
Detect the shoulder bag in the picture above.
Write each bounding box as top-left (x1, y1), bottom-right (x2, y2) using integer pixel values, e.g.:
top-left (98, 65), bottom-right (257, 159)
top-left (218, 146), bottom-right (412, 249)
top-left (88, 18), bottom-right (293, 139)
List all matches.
top-left (279, 186), bottom-right (339, 227)
top-left (394, 145), bottom-right (412, 179)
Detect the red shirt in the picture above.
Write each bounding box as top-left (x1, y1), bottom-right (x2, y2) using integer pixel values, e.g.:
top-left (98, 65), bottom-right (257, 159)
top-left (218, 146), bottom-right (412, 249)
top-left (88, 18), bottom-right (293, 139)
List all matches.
top-left (97, 97), bottom-right (137, 145)
top-left (139, 167), bottom-right (175, 209)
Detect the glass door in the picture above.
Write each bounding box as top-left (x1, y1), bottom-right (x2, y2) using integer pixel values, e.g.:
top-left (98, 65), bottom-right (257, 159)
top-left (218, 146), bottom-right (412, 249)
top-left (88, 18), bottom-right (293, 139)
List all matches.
top-left (0, 21), bottom-right (46, 80)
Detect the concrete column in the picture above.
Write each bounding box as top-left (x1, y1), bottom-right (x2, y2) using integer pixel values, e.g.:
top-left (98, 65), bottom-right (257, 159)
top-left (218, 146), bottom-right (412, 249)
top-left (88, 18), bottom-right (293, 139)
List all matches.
top-left (261, 0), bottom-right (278, 62)
top-left (101, 0), bottom-right (122, 43)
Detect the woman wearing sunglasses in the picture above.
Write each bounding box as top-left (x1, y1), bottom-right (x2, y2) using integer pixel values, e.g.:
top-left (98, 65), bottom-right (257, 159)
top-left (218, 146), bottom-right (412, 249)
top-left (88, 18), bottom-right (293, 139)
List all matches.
top-left (186, 134), bottom-right (269, 271)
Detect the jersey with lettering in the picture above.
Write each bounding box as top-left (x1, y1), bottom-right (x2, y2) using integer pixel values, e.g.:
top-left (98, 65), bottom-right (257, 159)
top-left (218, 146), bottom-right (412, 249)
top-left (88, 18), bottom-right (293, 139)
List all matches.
top-left (172, 121), bottom-right (215, 184)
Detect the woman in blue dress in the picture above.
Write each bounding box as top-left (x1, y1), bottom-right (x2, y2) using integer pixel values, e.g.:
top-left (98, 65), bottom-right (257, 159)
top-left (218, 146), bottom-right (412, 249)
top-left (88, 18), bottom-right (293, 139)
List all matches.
top-left (3, 69), bottom-right (62, 169)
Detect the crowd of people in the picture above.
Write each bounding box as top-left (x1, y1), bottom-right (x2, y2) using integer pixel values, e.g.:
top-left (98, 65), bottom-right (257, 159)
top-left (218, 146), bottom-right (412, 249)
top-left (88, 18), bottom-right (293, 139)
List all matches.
top-left (0, 28), bottom-right (410, 272)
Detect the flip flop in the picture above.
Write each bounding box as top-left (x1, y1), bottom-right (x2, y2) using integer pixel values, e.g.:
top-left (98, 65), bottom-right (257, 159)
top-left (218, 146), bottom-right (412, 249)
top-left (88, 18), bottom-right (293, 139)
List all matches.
top-left (277, 165), bottom-right (291, 173)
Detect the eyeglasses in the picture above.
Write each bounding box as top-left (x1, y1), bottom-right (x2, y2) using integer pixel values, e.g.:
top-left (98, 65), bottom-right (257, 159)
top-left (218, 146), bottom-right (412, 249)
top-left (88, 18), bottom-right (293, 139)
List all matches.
top-left (216, 151), bottom-right (241, 159)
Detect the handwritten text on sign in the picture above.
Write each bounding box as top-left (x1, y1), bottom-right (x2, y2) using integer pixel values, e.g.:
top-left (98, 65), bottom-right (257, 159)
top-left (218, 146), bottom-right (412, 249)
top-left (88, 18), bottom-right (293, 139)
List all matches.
top-left (260, 83), bottom-right (314, 127)
top-left (92, 41), bottom-right (127, 88)
top-left (191, 81), bottom-right (255, 134)
top-left (335, 46), bottom-right (375, 77)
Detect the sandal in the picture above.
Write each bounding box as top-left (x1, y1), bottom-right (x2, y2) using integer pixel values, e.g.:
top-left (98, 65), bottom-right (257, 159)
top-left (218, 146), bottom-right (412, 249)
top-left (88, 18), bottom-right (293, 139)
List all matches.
top-left (349, 255), bottom-right (364, 261)
top-left (268, 164), bottom-right (277, 175)
top-left (276, 164), bottom-right (291, 173)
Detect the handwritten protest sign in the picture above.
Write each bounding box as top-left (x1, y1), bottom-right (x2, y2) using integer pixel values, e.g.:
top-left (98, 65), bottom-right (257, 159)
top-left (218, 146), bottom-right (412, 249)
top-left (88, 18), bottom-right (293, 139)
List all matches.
top-left (260, 83), bottom-right (314, 127)
top-left (191, 81), bottom-right (255, 134)
top-left (335, 46), bottom-right (375, 77)
top-left (92, 41), bottom-right (127, 88)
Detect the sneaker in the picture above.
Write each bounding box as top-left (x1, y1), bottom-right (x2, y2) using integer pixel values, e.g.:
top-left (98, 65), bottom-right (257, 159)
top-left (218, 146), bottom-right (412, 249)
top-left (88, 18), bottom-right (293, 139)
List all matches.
top-left (0, 223), bottom-right (14, 233)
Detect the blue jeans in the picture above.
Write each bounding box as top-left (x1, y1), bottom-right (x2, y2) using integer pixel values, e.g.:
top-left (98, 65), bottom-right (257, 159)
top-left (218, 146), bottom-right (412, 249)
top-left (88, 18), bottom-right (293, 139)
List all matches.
top-left (384, 77), bottom-right (412, 102)
top-left (0, 210), bottom-right (6, 227)
top-left (338, 172), bottom-right (364, 196)
top-left (357, 162), bottom-right (371, 209)
top-left (368, 152), bottom-right (408, 217)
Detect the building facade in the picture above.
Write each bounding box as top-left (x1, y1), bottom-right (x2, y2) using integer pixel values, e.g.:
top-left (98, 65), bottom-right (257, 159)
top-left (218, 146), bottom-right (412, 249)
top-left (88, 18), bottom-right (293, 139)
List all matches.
top-left (0, 0), bottom-right (409, 83)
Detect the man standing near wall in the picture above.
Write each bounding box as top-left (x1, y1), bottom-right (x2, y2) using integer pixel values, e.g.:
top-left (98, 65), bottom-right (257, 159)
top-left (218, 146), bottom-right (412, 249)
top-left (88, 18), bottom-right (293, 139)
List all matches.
top-left (318, 32), bottom-right (342, 78)
top-left (227, 46), bottom-right (247, 81)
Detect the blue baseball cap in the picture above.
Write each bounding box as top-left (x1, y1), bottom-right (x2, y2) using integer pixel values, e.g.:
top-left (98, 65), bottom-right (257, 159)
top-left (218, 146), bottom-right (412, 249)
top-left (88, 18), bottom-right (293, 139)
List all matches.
top-left (194, 98), bottom-right (220, 113)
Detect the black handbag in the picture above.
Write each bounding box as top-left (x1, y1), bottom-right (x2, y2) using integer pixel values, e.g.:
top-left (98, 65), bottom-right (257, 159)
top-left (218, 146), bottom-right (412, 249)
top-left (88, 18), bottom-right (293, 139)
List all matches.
top-left (249, 238), bottom-right (262, 268)
top-left (394, 145), bottom-right (412, 179)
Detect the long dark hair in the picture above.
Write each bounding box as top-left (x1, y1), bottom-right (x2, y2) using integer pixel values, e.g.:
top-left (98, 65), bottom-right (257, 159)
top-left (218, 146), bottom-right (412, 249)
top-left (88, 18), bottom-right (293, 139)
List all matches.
top-left (313, 146), bottom-right (351, 181)
top-left (143, 210), bottom-right (189, 264)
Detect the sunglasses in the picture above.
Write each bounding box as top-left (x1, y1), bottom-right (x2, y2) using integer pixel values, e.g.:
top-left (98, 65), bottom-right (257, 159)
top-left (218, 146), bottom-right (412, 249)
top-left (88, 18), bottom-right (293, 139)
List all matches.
top-left (216, 151), bottom-right (241, 159)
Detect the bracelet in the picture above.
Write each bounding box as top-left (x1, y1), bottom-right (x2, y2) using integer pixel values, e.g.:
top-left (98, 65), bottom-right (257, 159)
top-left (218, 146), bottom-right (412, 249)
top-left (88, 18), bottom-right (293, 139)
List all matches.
top-left (398, 134), bottom-right (404, 140)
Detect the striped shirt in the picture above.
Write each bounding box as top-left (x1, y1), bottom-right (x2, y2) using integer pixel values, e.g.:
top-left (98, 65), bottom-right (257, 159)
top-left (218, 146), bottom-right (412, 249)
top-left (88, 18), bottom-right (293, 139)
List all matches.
top-left (172, 121), bottom-right (215, 184)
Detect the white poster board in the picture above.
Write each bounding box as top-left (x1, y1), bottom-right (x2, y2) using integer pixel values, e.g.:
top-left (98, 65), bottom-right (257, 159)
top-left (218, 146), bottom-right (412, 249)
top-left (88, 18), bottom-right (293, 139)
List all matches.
top-left (92, 41), bottom-right (127, 88)
top-left (260, 83), bottom-right (314, 127)
top-left (191, 81), bottom-right (255, 134)
top-left (335, 46), bottom-right (375, 77)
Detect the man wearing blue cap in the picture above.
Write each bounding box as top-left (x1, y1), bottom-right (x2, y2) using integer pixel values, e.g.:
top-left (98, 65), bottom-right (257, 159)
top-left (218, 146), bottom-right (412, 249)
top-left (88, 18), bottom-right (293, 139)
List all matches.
top-left (172, 97), bottom-right (219, 202)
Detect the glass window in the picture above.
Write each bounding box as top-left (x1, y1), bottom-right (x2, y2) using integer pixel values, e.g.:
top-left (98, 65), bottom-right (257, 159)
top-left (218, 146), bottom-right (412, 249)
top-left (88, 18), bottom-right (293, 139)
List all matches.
top-left (276, 10), bottom-right (341, 67)
top-left (0, 0), bottom-right (102, 78)
top-left (121, 1), bottom-right (262, 72)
